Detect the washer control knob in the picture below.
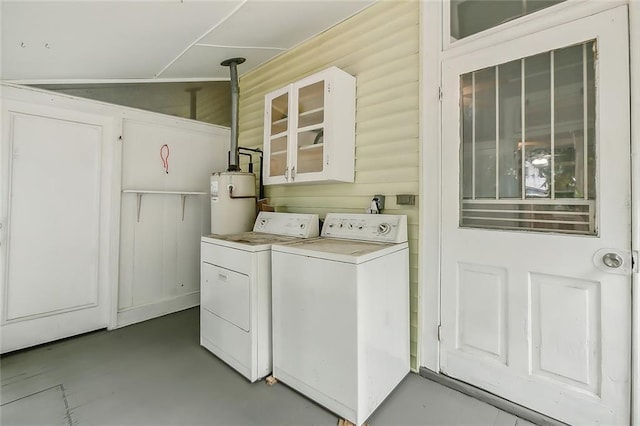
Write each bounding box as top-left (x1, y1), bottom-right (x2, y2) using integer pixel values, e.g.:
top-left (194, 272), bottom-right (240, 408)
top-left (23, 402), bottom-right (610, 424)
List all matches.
top-left (378, 223), bottom-right (391, 235)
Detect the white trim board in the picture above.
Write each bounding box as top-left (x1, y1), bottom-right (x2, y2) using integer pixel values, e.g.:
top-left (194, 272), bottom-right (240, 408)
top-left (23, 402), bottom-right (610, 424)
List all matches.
top-left (628, 1), bottom-right (640, 423)
top-left (116, 293), bottom-right (200, 329)
top-left (419, 0), bottom-right (443, 373)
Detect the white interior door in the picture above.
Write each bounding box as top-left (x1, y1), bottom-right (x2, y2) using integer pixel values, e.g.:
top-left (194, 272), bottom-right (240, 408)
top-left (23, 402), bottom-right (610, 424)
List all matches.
top-left (1, 101), bottom-right (113, 353)
top-left (440, 7), bottom-right (630, 425)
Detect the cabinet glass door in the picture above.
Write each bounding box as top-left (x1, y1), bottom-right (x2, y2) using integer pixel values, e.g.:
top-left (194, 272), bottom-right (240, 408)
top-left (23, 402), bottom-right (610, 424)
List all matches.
top-left (269, 92), bottom-right (289, 177)
top-left (296, 81), bottom-right (325, 175)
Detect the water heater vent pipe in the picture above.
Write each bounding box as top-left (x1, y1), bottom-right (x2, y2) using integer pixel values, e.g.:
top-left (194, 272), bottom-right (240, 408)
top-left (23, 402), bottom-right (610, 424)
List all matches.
top-left (221, 57), bottom-right (246, 172)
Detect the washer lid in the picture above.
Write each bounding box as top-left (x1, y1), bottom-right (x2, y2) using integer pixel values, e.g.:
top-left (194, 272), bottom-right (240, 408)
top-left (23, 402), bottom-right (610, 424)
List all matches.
top-left (202, 232), bottom-right (307, 252)
top-left (272, 238), bottom-right (408, 264)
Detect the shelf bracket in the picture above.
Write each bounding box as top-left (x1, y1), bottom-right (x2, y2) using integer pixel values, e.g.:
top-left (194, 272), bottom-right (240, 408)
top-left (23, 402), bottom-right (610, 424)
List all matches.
top-left (135, 193), bottom-right (143, 223)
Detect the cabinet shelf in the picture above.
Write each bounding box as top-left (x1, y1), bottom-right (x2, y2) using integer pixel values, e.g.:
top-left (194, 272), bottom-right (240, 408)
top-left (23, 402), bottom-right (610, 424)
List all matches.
top-left (272, 117), bottom-right (288, 126)
top-left (271, 131), bottom-right (288, 140)
top-left (299, 107), bottom-right (324, 118)
top-left (297, 123), bottom-right (324, 134)
top-left (299, 143), bottom-right (324, 151)
top-left (271, 150), bottom-right (288, 156)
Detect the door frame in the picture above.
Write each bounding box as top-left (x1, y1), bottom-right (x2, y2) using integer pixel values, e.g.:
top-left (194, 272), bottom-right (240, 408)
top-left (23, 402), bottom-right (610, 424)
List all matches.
top-left (419, 0), bottom-right (640, 422)
top-left (629, 2), bottom-right (640, 421)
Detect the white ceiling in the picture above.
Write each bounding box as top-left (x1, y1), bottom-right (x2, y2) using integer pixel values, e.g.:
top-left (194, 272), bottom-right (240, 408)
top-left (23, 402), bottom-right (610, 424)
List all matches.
top-left (0, 0), bottom-right (375, 83)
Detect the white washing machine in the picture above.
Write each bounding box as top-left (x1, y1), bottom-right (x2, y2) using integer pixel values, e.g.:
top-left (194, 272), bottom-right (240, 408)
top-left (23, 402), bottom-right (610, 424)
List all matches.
top-left (271, 213), bottom-right (409, 426)
top-left (200, 211), bottom-right (319, 382)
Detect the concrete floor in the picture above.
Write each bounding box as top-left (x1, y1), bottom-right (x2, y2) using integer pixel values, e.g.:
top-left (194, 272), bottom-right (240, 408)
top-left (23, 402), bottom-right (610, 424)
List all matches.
top-left (1, 308), bottom-right (536, 426)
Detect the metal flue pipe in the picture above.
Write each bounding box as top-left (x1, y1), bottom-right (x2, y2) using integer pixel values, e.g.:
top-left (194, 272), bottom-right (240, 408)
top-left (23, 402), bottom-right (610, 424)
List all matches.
top-left (221, 57), bottom-right (246, 172)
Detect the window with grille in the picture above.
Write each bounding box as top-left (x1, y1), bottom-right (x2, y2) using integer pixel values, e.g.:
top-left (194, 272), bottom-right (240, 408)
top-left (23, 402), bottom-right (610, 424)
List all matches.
top-left (460, 40), bottom-right (597, 235)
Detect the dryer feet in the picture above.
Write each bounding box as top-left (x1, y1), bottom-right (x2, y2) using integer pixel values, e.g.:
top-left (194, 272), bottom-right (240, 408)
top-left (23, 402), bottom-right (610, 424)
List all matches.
top-left (337, 419), bottom-right (367, 426)
top-left (265, 375), bottom-right (278, 386)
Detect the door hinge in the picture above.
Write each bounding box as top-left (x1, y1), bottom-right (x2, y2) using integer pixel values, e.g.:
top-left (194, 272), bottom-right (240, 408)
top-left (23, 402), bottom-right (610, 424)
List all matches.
top-left (632, 250), bottom-right (638, 273)
top-left (438, 87), bottom-right (443, 102)
top-left (437, 324), bottom-right (442, 341)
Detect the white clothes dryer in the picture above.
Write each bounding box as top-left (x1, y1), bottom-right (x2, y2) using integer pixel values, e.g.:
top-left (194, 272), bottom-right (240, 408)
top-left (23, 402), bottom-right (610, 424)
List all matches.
top-left (200, 211), bottom-right (319, 382)
top-left (271, 213), bottom-right (409, 426)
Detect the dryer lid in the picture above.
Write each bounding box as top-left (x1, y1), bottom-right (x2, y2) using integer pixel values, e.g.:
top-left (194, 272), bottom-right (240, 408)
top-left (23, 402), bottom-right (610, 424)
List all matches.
top-left (202, 231), bottom-right (304, 251)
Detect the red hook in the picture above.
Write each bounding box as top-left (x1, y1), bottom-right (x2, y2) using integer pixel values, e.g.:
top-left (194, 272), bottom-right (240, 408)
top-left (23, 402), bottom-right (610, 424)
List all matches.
top-left (160, 144), bottom-right (170, 174)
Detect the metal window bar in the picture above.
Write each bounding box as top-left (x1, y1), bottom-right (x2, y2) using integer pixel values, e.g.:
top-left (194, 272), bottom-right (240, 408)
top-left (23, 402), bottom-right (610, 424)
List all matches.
top-left (461, 199), bottom-right (595, 235)
top-left (521, 58), bottom-right (526, 200)
top-left (472, 71), bottom-right (476, 200)
top-left (583, 43), bottom-right (589, 200)
top-left (495, 66), bottom-right (500, 200)
top-left (550, 50), bottom-right (556, 200)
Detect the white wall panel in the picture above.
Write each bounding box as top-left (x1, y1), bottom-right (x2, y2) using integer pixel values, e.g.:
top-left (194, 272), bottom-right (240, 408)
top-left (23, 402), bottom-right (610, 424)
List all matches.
top-left (118, 193), bottom-right (208, 311)
top-left (131, 195), bottom-right (170, 307)
top-left (122, 119), bottom-right (228, 192)
top-left (176, 195), bottom-right (208, 295)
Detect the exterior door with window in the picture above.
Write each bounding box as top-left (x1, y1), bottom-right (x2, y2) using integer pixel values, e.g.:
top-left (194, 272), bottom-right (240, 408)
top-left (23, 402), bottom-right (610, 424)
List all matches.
top-left (440, 7), bottom-right (630, 424)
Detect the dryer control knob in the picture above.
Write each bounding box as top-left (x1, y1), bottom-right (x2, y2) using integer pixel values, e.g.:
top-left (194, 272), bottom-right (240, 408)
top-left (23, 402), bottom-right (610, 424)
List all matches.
top-left (378, 223), bottom-right (391, 235)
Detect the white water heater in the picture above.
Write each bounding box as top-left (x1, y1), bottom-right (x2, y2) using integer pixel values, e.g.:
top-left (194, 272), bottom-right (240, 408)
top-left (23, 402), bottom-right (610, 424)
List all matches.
top-left (210, 172), bottom-right (256, 235)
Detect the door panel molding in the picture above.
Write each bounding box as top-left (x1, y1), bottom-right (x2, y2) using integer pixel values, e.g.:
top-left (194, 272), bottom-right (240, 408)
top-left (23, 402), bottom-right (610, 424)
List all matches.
top-left (530, 272), bottom-right (601, 395)
top-left (456, 262), bottom-right (508, 364)
top-left (4, 112), bottom-right (102, 323)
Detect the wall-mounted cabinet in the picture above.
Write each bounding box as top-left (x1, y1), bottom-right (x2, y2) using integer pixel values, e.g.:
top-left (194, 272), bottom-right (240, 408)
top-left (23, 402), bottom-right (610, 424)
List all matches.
top-left (263, 66), bottom-right (356, 185)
